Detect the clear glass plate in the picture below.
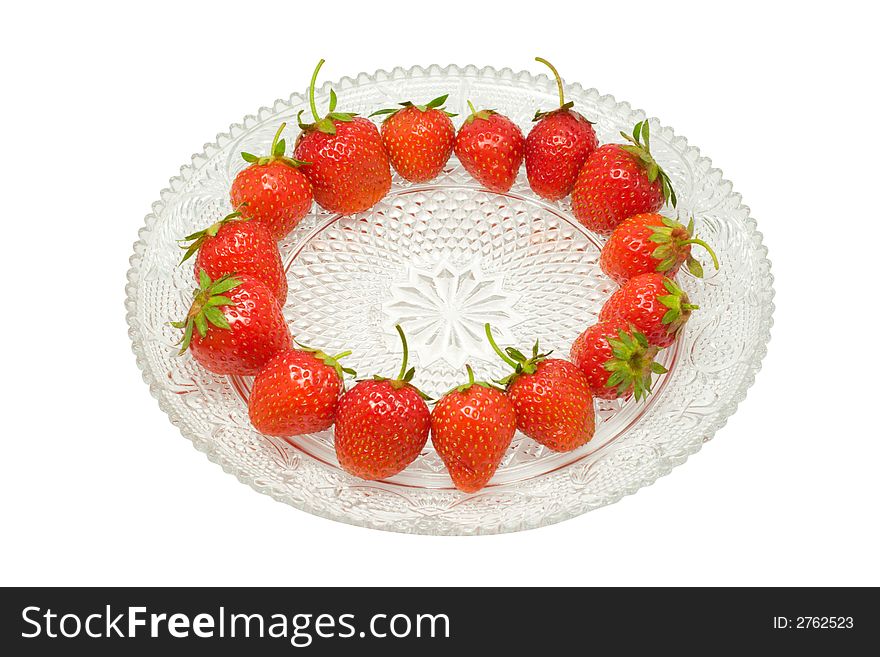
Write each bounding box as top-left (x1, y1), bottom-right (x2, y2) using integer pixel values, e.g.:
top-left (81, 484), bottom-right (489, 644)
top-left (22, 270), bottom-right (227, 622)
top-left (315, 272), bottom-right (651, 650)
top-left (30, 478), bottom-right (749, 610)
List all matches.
top-left (126, 65), bottom-right (774, 534)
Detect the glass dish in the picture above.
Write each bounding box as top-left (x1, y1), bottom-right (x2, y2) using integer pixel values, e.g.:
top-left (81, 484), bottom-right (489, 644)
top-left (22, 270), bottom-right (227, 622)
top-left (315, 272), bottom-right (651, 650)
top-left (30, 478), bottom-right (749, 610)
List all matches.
top-left (126, 64), bottom-right (774, 534)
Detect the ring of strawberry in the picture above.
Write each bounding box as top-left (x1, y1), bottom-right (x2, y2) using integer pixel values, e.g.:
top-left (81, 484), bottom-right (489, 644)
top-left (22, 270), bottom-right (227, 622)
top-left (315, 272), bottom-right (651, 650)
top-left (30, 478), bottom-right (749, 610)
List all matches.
top-left (370, 95), bottom-right (457, 183)
top-left (430, 365), bottom-right (517, 493)
top-left (294, 59), bottom-right (392, 215)
top-left (453, 100), bottom-right (525, 193)
top-left (178, 209), bottom-right (287, 303)
top-left (600, 273), bottom-right (699, 348)
top-left (172, 271), bottom-right (291, 376)
top-left (248, 345), bottom-right (355, 438)
top-left (572, 120), bottom-right (677, 234)
top-left (569, 318), bottom-right (667, 401)
top-left (230, 122), bottom-right (313, 240)
top-left (485, 324), bottom-right (595, 453)
top-left (334, 325), bottom-right (431, 481)
top-left (525, 57), bottom-right (598, 201)
top-left (601, 213), bottom-right (720, 284)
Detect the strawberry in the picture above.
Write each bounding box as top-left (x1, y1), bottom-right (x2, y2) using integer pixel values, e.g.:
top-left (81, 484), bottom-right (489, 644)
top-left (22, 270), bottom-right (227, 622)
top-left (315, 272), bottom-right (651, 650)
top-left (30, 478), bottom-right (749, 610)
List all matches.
top-left (453, 101), bottom-right (525, 193)
top-left (248, 346), bottom-right (355, 438)
top-left (525, 57), bottom-right (598, 200)
top-left (178, 210), bottom-right (287, 303)
top-left (229, 122), bottom-right (313, 240)
top-left (173, 271), bottom-right (291, 376)
top-left (600, 273), bottom-right (699, 348)
top-left (485, 324), bottom-right (594, 452)
top-left (571, 121), bottom-right (676, 234)
top-left (569, 318), bottom-right (667, 401)
top-left (430, 365), bottom-right (517, 493)
top-left (370, 95), bottom-right (456, 183)
top-left (600, 213), bottom-right (719, 285)
top-left (294, 59), bottom-right (391, 214)
top-left (334, 325), bottom-right (431, 480)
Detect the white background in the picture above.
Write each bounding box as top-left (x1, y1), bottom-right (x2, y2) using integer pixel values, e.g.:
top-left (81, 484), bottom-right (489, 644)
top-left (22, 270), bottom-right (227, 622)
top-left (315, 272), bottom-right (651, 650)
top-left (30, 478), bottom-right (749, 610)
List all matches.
top-left (1, 0), bottom-right (877, 587)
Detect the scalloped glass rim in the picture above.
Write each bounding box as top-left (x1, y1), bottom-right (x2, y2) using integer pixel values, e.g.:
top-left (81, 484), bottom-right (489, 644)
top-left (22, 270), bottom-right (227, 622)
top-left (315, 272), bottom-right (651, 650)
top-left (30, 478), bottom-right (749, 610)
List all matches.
top-left (125, 64), bottom-right (774, 535)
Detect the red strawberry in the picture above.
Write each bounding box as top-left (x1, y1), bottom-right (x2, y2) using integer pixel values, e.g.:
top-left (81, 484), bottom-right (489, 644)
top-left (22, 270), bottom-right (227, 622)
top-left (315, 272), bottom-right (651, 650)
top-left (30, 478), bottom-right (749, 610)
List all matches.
top-left (229, 122), bottom-right (313, 240)
top-left (293, 60), bottom-right (391, 214)
top-left (485, 324), bottom-right (594, 452)
top-left (371, 95), bottom-right (456, 183)
top-left (571, 121), bottom-right (676, 234)
top-left (178, 210), bottom-right (287, 303)
top-left (430, 365), bottom-right (517, 493)
top-left (453, 101), bottom-right (525, 193)
top-left (600, 213), bottom-right (719, 285)
top-left (600, 273), bottom-right (699, 348)
top-left (334, 325), bottom-right (431, 480)
top-left (173, 271), bottom-right (291, 376)
top-left (248, 346), bottom-right (355, 438)
top-left (569, 318), bottom-right (667, 401)
top-left (525, 57), bottom-right (598, 200)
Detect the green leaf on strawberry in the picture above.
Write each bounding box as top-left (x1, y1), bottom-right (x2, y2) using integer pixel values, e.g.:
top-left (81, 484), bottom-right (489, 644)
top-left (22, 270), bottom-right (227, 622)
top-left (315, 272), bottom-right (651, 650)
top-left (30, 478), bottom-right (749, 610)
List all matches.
top-left (619, 120), bottom-right (677, 208)
top-left (369, 94), bottom-right (458, 122)
top-left (648, 215), bottom-right (719, 277)
top-left (294, 340), bottom-right (357, 380)
top-left (172, 271), bottom-right (242, 354)
top-left (297, 59), bottom-right (358, 135)
top-left (485, 324), bottom-right (554, 388)
top-left (364, 325), bottom-right (431, 400)
top-left (531, 57), bottom-right (594, 123)
top-left (603, 327), bottom-right (667, 401)
top-left (240, 122), bottom-right (310, 168)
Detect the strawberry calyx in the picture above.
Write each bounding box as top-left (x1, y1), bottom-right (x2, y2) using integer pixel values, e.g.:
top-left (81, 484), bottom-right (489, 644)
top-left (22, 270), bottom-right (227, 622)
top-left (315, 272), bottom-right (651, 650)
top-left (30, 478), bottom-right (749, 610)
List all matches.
top-left (657, 277), bottom-right (700, 331)
top-left (369, 94), bottom-right (458, 123)
top-left (177, 208), bottom-right (248, 265)
top-left (297, 59), bottom-right (358, 135)
top-left (445, 364), bottom-right (504, 396)
top-left (603, 326), bottom-right (668, 401)
top-left (619, 121), bottom-right (677, 208)
top-left (367, 325), bottom-right (431, 400)
top-left (649, 216), bottom-right (720, 277)
top-left (485, 324), bottom-right (553, 388)
top-left (462, 100), bottom-right (497, 125)
top-left (295, 340), bottom-right (357, 381)
top-left (240, 122), bottom-right (309, 168)
top-left (171, 270), bottom-right (242, 355)
top-left (531, 57), bottom-right (594, 123)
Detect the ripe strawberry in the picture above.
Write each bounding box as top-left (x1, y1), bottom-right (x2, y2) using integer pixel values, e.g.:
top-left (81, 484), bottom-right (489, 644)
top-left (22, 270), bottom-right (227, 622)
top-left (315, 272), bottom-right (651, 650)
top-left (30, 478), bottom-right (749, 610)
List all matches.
top-left (569, 318), bottom-right (667, 401)
top-left (370, 95), bottom-right (456, 183)
top-left (173, 271), bottom-right (291, 376)
top-left (293, 59), bottom-right (391, 214)
top-left (248, 346), bottom-right (355, 438)
top-left (600, 273), bottom-right (699, 348)
top-left (453, 101), bottom-right (525, 193)
top-left (485, 324), bottom-right (594, 452)
top-left (229, 122), bottom-right (313, 240)
top-left (600, 213), bottom-right (719, 285)
top-left (430, 365), bottom-right (517, 493)
top-left (178, 210), bottom-right (287, 303)
top-left (334, 325), bottom-right (431, 480)
top-left (571, 121), bottom-right (676, 234)
top-left (525, 57), bottom-right (598, 200)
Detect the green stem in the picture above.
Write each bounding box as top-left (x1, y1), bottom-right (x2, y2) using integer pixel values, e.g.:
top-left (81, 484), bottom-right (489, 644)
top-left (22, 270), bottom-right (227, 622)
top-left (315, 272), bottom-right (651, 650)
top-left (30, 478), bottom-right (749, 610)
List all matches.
top-left (394, 324), bottom-right (409, 381)
top-left (270, 122), bottom-right (286, 153)
top-left (331, 350), bottom-right (352, 361)
top-left (467, 100), bottom-right (477, 116)
top-left (465, 364), bottom-right (475, 386)
top-left (681, 238), bottom-right (720, 270)
top-left (535, 57), bottom-right (564, 108)
top-left (308, 59), bottom-right (325, 122)
top-left (683, 303), bottom-right (700, 311)
top-left (484, 323), bottom-right (517, 368)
